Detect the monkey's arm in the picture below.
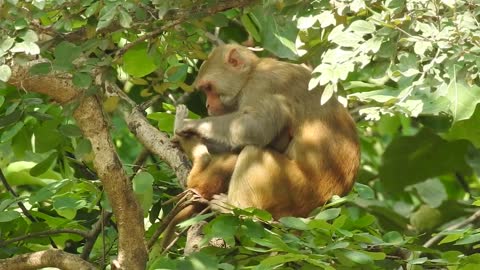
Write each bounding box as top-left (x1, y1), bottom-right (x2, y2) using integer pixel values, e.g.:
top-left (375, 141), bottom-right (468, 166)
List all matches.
top-left (178, 97), bottom-right (289, 150)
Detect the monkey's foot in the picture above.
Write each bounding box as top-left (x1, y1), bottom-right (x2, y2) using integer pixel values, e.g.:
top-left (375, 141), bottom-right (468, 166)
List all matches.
top-left (210, 194), bottom-right (233, 214)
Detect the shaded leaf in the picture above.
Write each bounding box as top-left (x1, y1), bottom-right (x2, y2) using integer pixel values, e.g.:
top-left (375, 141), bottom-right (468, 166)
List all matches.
top-left (380, 129), bottom-right (471, 192)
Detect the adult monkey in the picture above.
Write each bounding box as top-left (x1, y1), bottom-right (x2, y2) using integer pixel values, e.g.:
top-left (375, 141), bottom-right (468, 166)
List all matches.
top-left (176, 44), bottom-right (360, 218)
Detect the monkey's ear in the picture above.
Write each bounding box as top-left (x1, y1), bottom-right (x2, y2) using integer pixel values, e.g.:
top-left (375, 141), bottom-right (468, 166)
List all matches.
top-left (226, 48), bottom-right (246, 69)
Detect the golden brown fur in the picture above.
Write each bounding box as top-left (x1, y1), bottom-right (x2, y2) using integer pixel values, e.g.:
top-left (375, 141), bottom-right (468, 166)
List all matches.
top-left (165, 44), bottom-right (360, 248)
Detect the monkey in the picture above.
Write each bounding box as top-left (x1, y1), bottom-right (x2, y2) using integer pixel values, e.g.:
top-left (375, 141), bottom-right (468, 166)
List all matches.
top-left (175, 44), bottom-right (360, 219)
top-left (160, 104), bottom-right (237, 249)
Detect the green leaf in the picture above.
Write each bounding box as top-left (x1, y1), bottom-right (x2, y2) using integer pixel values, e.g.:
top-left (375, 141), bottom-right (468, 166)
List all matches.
top-left (339, 250), bottom-right (373, 265)
top-left (329, 26), bottom-right (364, 48)
top-left (241, 14), bottom-right (261, 41)
top-left (32, 0), bottom-right (45, 9)
top-left (445, 81), bottom-right (480, 122)
top-left (0, 96), bottom-right (4, 108)
top-left (147, 112), bottom-right (174, 133)
top-left (34, 124), bottom-right (62, 153)
top-left (1, 122), bottom-right (24, 142)
top-left (118, 8), bottom-right (132, 28)
top-left (52, 195), bottom-right (85, 219)
top-left (250, 8), bottom-right (298, 59)
top-left (315, 208), bottom-right (341, 221)
top-left (408, 257), bottom-right (428, 265)
top-left (11, 41), bottom-right (40, 55)
top-left (455, 233), bottom-right (480, 245)
top-left (259, 254), bottom-right (309, 267)
top-left (414, 178), bottom-right (447, 208)
top-left (279, 216), bottom-right (309, 230)
top-left (20, 30), bottom-right (38, 42)
top-left (0, 64), bottom-right (12, 82)
top-left (59, 124), bottom-right (82, 137)
top-left (30, 152), bottom-right (57, 177)
top-left (85, 1), bottom-right (100, 17)
top-left (123, 43), bottom-right (157, 77)
top-left (354, 183), bottom-right (375, 199)
top-left (0, 211), bottom-right (21, 222)
top-left (29, 62), bottom-right (52, 75)
top-left (205, 215), bottom-right (239, 246)
top-left (132, 171), bottom-right (154, 216)
top-left (439, 233), bottom-right (464, 245)
top-left (446, 104), bottom-right (480, 147)
top-left (0, 110), bottom-right (23, 129)
top-left (165, 64), bottom-right (188, 83)
top-left (410, 205), bottom-right (442, 232)
top-left (75, 138), bottom-right (92, 160)
top-left (72, 72), bottom-right (92, 88)
top-left (0, 37), bottom-right (15, 52)
top-left (379, 129), bottom-right (471, 192)
top-left (383, 231), bottom-right (404, 244)
top-left (53, 42), bottom-right (82, 71)
top-left (349, 20), bottom-right (375, 35)
top-left (349, 88), bottom-right (398, 103)
top-left (97, 3), bottom-right (119, 31)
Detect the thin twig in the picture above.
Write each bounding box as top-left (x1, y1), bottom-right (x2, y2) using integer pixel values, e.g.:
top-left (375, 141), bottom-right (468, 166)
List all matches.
top-left (81, 211), bottom-right (113, 260)
top-left (0, 229), bottom-right (89, 247)
top-left (147, 190), bottom-right (208, 249)
top-left (161, 204), bottom-right (212, 254)
top-left (423, 210), bottom-right (480, 248)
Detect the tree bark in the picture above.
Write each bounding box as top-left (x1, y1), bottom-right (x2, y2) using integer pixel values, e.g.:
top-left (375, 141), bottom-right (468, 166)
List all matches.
top-left (0, 250), bottom-right (96, 270)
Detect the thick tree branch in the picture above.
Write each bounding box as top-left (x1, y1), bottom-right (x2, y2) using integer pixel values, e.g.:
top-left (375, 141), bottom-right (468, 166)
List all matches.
top-left (0, 249), bottom-right (96, 270)
top-left (8, 62), bottom-right (147, 269)
top-left (73, 95), bottom-right (147, 269)
top-left (104, 81), bottom-right (191, 188)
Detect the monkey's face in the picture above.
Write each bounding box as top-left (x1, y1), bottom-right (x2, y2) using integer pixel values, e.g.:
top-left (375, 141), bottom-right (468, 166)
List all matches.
top-left (194, 46), bottom-right (252, 116)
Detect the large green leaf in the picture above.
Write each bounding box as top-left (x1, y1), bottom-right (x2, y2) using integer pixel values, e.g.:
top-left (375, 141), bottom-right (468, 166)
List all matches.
top-left (379, 129), bottom-right (471, 192)
top-left (250, 7), bottom-right (298, 59)
top-left (123, 43), bottom-right (157, 77)
top-left (445, 81), bottom-right (480, 122)
top-left (446, 104), bottom-right (480, 147)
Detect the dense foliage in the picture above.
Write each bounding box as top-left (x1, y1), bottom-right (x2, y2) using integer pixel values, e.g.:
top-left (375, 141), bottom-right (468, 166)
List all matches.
top-left (1, 0), bottom-right (480, 269)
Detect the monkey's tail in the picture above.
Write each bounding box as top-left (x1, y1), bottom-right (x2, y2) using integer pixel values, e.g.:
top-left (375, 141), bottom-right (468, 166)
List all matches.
top-left (160, 203), bottom-right (205, 251)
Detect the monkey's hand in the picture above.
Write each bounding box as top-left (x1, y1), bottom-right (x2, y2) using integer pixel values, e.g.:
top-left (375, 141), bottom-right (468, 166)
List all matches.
top-left (174, 104), bottom-right (190, 133)
top-left (176, 119), bottom-right (207, 138)
top-left (210, 194), bottom-right (233, 214)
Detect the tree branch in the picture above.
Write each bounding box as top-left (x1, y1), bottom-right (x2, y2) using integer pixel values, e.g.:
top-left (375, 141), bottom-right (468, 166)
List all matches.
top-left (8, 63), bottom-right (147, 269)
top-left (104, 80), bottom-right (191, 188)
top-left (424, 209), bottom-right (480, 248)
top-left (81, 211), bottom-right (113, 260)
top-left (0, 249), bottom-right (96, 270)
top-left (0, 229), bottom-right (89, 247)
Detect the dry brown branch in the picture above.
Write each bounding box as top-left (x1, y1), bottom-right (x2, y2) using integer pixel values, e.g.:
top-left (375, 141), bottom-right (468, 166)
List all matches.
top-left (0, 249), bottom-right (96, 270)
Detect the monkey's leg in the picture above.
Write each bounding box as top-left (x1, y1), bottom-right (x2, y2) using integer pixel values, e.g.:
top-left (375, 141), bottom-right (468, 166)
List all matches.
top-left (217, 146), bottom-right (306, 218)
